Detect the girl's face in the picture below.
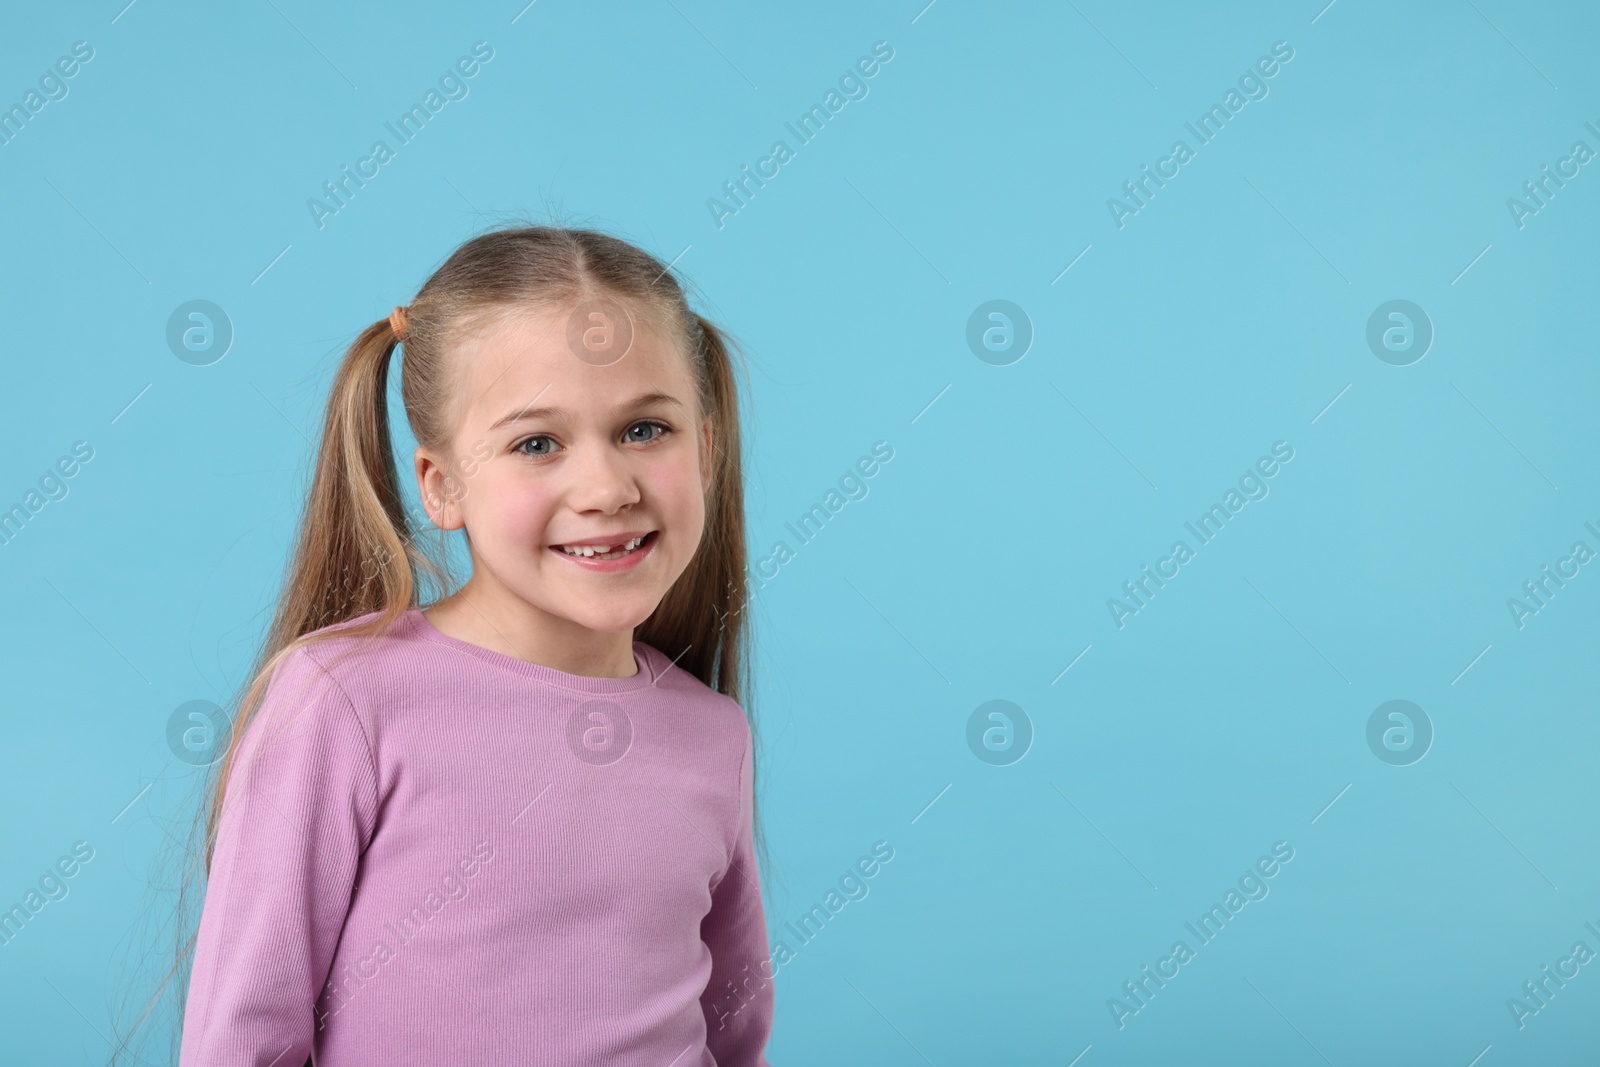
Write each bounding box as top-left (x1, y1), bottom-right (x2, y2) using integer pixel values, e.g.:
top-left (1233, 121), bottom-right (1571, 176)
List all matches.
top-left (416, 302), bottom-right (714, 636)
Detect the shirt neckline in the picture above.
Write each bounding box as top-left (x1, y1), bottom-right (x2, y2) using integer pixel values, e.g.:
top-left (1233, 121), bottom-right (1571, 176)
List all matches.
top-left (404, 608), bottom-right (661, 694)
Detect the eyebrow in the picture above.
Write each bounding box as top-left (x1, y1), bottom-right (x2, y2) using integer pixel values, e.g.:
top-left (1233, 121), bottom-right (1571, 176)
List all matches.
top-left (488, 391), bottom-right (684, 431)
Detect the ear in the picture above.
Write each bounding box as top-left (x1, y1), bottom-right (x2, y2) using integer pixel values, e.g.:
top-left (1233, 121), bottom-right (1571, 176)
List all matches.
top-left (415, 445), bottom-right (466, 531)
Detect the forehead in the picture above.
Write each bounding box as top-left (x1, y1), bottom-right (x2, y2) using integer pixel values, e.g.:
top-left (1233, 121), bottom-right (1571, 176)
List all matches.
top-left (451, 305), bottom-right (694, 427)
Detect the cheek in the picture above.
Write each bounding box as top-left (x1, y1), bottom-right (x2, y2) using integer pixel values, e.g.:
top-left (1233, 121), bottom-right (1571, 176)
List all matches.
top-left (499, 493), bottom-right (554, 537)
top-left (473, 467), bottom-right (554, 538)
top-left (650, 456), bottom-right (706, 527)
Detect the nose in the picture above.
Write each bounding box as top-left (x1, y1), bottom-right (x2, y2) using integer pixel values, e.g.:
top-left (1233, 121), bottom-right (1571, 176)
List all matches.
top-left (564, 436), bottom-right (641, 514)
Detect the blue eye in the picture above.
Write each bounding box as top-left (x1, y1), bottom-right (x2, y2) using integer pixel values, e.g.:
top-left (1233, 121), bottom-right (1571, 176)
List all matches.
top-left (513, 420), bottom-right (670, 458)
top-left (627, 420), bottom-right (670, 443)
top-left (515, 435), bottom-right (557, 457)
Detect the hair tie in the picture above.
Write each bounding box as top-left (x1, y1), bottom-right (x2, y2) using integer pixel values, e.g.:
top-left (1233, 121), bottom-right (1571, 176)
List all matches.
top-left (389, 305), bottom-right (410, 342)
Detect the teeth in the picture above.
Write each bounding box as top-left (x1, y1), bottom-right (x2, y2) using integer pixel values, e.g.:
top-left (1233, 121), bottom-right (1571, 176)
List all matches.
top-left (559, 535), bottom-right (646, 558)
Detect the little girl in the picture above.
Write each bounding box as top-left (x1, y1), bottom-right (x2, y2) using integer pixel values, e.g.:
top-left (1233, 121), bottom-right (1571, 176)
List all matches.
top-left (176, 225), bottom-right (775, 1065)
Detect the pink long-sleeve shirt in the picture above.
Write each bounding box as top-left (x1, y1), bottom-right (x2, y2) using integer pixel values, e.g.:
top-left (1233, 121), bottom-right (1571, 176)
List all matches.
top-left (179, 607), bottom-right (774, 1066)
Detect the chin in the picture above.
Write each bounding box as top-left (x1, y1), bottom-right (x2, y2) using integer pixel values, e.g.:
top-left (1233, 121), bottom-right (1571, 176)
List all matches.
top-left (563, 602), bottom-right (658, 635)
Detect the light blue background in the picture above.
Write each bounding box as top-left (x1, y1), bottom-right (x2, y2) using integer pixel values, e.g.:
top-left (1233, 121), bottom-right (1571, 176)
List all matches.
top-left (3, 0), bottom-right (1598, 1063)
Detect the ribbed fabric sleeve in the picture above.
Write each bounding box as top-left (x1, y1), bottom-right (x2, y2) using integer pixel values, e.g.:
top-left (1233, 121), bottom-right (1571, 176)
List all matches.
top-left (181, 643), bottom-right (380, 1065)
top-left (177, 608), bottom-right (775, 1066)
top-left (699, 726), bottom-right (775, 1065)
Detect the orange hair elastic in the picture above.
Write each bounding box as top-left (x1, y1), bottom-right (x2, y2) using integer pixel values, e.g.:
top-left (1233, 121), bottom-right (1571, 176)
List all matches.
top-left (389, 305), bottom-right (410, 341)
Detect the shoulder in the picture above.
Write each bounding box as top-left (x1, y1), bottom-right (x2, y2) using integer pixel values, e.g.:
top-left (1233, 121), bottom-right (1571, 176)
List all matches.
top-left (222, 630), bottom-right (388, 834)
top-left (247, 609), bottom-right (413, 745)
top-left (271, 608), bottom-right (414, 695)
top-left (638, 644), bottom-right (747, 719)
top-left (635, 644), bottom-right (753, 772)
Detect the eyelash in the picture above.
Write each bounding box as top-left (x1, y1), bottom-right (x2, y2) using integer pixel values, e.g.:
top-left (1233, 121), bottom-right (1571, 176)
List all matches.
top-left (513, 419), bottom-right (672, 459)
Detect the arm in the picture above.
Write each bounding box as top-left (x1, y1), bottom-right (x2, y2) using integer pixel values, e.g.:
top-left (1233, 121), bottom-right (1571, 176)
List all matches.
top-left (179, 643), bottom-right (379, 1067)
top-left (699, 724), bottom-right (775, 1066)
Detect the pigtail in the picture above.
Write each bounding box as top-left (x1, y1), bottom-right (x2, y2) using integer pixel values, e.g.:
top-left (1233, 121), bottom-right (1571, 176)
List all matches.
top-left (106, 314), bottom-right (445, 1066)
top-left (208, 312), bottom-right (467, 856)
top-left (633, 311), bottom-right (770, 886)
top-left (268, 316), bottom-right (415, 651)
top-left (635, 314), bottom-right (750, 707)
top-left (694, 314), bottom-right (752, 703)
top-left (193, 318), bottom-right (413, 877)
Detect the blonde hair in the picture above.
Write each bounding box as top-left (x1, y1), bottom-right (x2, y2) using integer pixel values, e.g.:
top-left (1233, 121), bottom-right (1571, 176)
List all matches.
top-left (114, 223), bottom-right (764, 1064)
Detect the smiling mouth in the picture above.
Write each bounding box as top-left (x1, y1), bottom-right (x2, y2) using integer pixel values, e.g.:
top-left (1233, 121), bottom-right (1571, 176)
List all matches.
top-left (550, 531), bottom-right (658, 560)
